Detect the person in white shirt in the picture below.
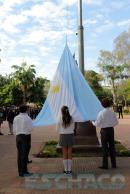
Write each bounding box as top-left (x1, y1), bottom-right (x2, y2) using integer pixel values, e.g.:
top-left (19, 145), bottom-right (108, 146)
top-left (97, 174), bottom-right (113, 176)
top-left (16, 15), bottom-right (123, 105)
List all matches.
top-left (13, 105), bottom-right (33, 177)
top-left (56, 106), bottom-right (75, 174)
top-left (92, 98), bottom-right (118, 169)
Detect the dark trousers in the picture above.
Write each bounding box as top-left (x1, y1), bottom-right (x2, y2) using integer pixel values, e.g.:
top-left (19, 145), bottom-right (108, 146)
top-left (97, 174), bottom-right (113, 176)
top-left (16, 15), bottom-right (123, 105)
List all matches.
top-left (16, 134), bottom-right (31, 175)
top-left (100, 127), bottom-right (116, 168)
top-left (119, 111), bottom-right (123, 119)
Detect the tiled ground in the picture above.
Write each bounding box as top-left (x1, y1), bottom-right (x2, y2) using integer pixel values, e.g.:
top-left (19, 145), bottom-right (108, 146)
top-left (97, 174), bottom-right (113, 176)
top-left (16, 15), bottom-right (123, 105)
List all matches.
top-left (0, 115), bottom-right (130, 194)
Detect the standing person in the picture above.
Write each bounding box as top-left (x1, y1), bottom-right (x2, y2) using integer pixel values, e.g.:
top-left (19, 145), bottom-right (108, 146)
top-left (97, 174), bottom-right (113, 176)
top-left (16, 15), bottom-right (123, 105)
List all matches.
top-left (92, 98), bottom-right (118, 169)
top-left (13, 105), bottom-right (33, 177)
top-left (118, 103), bottom-right (123, 119)
top-left (0, 108), bottom-right (4, 135)
top-left (7, 108), bottom-right (15, 135)
top-left (56, 106), bottom-right (75, 174)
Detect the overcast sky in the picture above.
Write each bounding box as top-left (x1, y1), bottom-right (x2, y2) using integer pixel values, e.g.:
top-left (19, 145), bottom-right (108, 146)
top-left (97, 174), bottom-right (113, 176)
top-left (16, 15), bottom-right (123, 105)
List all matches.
top-left (0, 0), bottom-right (130, 80)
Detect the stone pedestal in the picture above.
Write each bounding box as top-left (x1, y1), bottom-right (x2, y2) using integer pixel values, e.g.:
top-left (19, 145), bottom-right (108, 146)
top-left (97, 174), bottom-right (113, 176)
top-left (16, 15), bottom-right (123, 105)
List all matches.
top-left (73, 121), bottom-right (101, 152)
top-left (56, 121), bottom-right (102, 153)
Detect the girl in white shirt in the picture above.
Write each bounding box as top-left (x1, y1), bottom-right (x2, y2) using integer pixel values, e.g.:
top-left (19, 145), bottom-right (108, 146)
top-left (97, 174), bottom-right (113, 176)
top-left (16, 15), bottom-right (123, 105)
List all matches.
top-left (56, 106), bottom-right (74, 174)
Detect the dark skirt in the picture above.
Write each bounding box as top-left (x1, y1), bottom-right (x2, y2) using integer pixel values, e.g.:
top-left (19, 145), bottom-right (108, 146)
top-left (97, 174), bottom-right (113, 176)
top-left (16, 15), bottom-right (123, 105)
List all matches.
top-left (59, 134), bottom-right (74, 147)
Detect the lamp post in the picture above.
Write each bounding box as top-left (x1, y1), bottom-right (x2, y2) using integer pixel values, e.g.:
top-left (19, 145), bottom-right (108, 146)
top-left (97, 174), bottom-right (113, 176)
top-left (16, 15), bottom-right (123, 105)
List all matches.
top-left (78, 0), bottom-right (84, 75)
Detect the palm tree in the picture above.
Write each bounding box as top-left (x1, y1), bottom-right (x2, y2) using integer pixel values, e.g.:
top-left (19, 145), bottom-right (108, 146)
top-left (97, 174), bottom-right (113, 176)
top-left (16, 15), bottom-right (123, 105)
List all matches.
top-left (12, 62), bottom-right (36, 104)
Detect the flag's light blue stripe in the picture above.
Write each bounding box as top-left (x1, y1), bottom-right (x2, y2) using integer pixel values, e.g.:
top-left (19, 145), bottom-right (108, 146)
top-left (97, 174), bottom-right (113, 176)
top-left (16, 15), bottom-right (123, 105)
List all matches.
top-left (33, 44), bottom-right (103, 126)
top-left (33, 101), bottom-right (56, 126)
top-left (57, 44), bottom-right (103, 120)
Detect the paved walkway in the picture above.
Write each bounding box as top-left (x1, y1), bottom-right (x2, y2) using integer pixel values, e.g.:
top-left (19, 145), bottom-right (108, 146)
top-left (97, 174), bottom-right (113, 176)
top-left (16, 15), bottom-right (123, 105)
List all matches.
top-left (0, 115), bottom-right (130, 194)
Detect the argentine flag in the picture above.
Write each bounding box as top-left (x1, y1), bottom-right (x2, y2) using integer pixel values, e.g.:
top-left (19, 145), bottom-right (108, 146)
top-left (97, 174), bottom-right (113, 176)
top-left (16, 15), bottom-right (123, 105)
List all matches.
top-left (33, 44), bottom-right (103, 126)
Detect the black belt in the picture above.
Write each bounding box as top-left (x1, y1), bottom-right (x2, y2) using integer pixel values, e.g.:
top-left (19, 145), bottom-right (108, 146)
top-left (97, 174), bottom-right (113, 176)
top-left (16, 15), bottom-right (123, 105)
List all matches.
top-left (16, 134), bottom-right (31, 136)
top-left (101, 127), bottom-right (113, 130)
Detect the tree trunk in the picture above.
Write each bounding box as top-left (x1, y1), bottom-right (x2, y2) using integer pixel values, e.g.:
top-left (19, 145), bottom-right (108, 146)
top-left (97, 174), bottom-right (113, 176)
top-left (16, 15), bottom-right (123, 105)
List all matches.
top-left (23, 91), bottom-right (26, 104)
top-left (123, 95), bottom-right (127, 107)
top-left (111, 79), bottom-right (117, 105)
top-left (21, 85), bottom-right (26, 104)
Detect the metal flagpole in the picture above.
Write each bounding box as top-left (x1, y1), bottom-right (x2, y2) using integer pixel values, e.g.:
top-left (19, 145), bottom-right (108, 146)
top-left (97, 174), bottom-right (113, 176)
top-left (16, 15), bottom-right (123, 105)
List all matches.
top-left (78, 0), bottom-right (84, 75)
top-left (74, 0), bottom-right (101, 153)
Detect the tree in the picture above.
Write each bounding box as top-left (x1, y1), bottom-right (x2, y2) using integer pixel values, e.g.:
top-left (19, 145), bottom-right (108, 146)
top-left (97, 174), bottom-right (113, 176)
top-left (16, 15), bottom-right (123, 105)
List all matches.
top-left (12, 62), bottom-right (36, 104)
top-left (84, 70), bottom-right (102, 99)
top-left (98, 50), bottom-right (125, 105)
top-left (28, 77), bottom-right (48, 106)
top-left (0, 75), bottom-right (12, 106)
top-left (114, 28), bottom-right (130, 78)
top-left (84, 70), bottom-right (112, 100)
top-left (117, 78), bottom-right (130, 106)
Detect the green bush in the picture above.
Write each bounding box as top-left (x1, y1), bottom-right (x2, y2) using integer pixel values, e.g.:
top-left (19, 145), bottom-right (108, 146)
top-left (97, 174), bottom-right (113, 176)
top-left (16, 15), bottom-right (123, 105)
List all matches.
top-left (46, 140), bottom-right (58, 145)
top-left (117, 150), bottom-right (130, 156)
top-left (123, 109), bottom-right (129, 113)
top-left (42, 142), bottom-right (58, 157)
top-left (114, 140), bottom-right (120, 144)
top-left (43, 149), bottom-right (58, 157)
top-left (115, 142), bottom-right (130, 156)
top-left (36, 140), bottom-right (130, 158)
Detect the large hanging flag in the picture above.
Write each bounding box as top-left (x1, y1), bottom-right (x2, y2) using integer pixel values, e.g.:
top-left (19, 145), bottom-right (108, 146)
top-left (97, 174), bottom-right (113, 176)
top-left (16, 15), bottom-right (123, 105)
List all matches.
top-left (33, 44), bottom-right (103, 126)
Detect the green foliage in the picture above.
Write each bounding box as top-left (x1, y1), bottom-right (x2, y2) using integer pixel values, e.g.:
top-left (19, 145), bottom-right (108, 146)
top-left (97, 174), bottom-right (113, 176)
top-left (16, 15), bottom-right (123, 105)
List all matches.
top-left (28, 77), bottom-right (46, 105)
top-left (11, 85), bottom-right (23, 105)
top-left (12, 62), bottom-right (36, 104)
top-left (117, 78), bottom-right (130, 106)
top-left (98, 51), bottom-right (125, 105)
top-left (84, 70), bottom-right (112, 100)
top-left (39, 140), bottom-right (130, 158)
top-left (116, 142), bottom-right (130, 156)
top-left (42, 143), bottom-right (58, 157)
top-left (46, 140), bottom-right (58, 145)
top-left (114, 28), bottom-right (130, 78)
top-left (0, 76), bottom-right (13, 106)
top-left (0, 62), bottom-right (50, 106)
top-left (123, 109), bottom-right (129, 114)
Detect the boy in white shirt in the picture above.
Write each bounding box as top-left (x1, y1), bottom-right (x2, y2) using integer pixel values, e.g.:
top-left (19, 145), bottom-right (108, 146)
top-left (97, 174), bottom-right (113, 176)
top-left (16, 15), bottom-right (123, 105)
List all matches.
top-left (92, 98), bottom-right (118, 169)
top-left (13, 105), bottom-right (33, 177)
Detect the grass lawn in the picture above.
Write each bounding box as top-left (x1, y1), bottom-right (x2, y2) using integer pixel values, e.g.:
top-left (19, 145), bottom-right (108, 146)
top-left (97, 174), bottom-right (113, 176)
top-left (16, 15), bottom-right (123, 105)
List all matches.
top-left (34, 140), bottom-right (130, 158)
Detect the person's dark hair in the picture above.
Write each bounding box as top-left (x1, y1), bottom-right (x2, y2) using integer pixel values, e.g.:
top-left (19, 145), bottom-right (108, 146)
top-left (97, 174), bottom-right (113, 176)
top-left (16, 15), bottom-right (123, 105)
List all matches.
top-left (101, 98), bottom-right (110, 108)
top-left (61, 106), bottom-right (72, 128)
top-left (19, 105), bottom-right (28, 113)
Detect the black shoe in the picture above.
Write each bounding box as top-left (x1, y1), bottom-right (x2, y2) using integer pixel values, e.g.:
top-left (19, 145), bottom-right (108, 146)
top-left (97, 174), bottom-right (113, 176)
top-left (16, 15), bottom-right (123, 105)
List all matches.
top-left (8, 133), bottom-right (13, 135)
top-left (23, 172), bottom-right (33, 177)
top-left (63, 171), bottom-right (68, 174)
top-left (67, 171), bottom-right (72, 174)
top-left (98, 166), bottom-right (108, 169)
top-left (19, 173), bottom-right (24, 177)
top-left (20, 172), bottom-right (33, 177)
top-left (27, 160), bottom-right (32, 164)
top-left (112, 166), bottom-right (117, 168)
top-left (0, 132), bottom-right (4, 135)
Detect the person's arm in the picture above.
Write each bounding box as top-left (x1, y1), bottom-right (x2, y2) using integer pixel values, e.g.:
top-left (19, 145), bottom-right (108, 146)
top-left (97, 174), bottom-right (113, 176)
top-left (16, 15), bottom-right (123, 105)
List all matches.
top-left (56, 121), bottom-right (60, 132)
top-left (56, 115), bottom-right (61, 132)
top-left (27, 117), bottom-right (33, 134)
top-left (13, 117), bottom-right (16, 135)
top-left (92, 112), bottom-right (102, 128)
top-left (112, 112), bottom-right (119, 126)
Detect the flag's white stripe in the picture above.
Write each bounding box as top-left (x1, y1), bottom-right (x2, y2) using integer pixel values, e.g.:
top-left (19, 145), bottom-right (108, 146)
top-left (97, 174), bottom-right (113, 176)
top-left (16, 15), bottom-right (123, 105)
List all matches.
top-left (47, 71), bottom-right (84, 122)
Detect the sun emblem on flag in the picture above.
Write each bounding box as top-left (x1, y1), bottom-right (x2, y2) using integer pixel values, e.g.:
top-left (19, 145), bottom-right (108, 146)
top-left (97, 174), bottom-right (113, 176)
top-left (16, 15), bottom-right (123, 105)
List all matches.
top-left (52, 85), bottom-right (59, 93)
